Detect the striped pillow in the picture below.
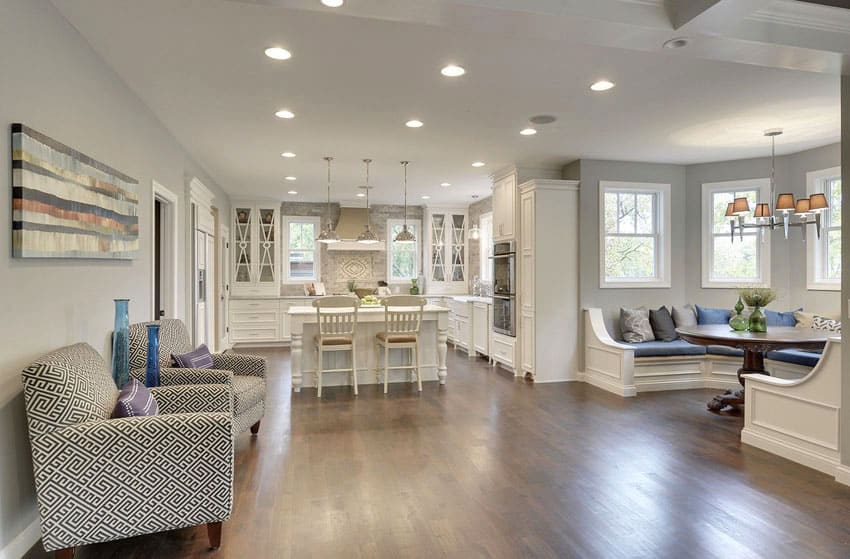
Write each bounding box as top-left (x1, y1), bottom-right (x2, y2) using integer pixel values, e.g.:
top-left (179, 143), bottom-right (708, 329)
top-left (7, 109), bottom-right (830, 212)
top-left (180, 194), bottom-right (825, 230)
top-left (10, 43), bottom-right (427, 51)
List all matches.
top-left (172, 344), bottom-right (214, 369)
top-left (112, 379), bottom-right (158, 418)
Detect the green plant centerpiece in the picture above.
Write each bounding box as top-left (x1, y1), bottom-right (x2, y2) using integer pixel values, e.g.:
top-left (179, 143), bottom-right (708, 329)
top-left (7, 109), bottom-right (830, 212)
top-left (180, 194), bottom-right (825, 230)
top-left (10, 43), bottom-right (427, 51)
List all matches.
top-left (728, 295), bottom-right (749, 332)
top-left (409, 278), bottom-right (419, 295)
top-left (347, 280), bottom-right (356, 294)
top-left (739, 287), bottom-right (777, 333)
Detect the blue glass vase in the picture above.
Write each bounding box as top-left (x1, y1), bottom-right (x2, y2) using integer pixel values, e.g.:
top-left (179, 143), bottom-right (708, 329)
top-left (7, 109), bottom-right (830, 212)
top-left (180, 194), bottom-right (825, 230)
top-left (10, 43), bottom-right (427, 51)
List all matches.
top-left (111, 299), bottom-right (130, 388)
top-left (145, 324), bottom-right (161, 388)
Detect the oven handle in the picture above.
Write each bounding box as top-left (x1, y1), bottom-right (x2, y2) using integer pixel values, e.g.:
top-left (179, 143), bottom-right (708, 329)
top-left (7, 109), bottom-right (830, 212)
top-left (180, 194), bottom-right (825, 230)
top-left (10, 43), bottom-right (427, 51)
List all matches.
top-left (490, 253), bottom-right (515, 259)
top-left (493, 294), bottom-right (515, 300)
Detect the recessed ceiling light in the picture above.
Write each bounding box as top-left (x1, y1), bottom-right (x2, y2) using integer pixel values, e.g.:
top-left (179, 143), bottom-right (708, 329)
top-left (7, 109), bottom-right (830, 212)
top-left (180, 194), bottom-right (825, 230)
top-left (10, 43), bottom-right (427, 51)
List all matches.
top-left (406, 119), bottom-right (424, 128)
top-left (440, 182), bottom-right (451, 187)
top-left (321, 0), bottom-right (344, 6)
top-left (441, 64), bottom-right (466, 77)
top-left (281, 152), bottom-right (296, 158)
top-left (356, 192), bottom-right (366, 197)
top-left (590, 80), bottom-right (615, 92)
top-left (520, 128), bottom-right (537, 136)
top-left (285, 176), bottom-right (297, 181)
top-left (275, 109), bottom-right (295, 119)
top-left (663, 37), bottom-right (689, 49)
top-left (287, 190), bottom-right (298, 195)
top-left (472, 161), bottom-right (485, 167)
top-left (264, 47), bottom-right (291, 60)
top-left (421, 195), bottom-right (431, 200)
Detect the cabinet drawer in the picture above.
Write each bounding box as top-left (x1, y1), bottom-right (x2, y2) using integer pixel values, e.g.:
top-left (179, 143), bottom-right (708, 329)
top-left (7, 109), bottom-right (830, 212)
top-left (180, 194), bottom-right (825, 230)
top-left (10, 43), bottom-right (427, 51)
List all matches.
top-left (231, 310), bottom-right (279, 324)
top-left (491, 335), bottom-right (515, 366)
top-left (230, 326), bottom-right (279, 342)
top-left (230, 299), bottom-right (279, 311)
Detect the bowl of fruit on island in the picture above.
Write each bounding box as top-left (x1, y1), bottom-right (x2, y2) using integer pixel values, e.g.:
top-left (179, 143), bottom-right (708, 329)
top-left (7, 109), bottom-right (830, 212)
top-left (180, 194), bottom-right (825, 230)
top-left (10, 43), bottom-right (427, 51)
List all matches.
top-left (360, 295), bottom-right (381, 307)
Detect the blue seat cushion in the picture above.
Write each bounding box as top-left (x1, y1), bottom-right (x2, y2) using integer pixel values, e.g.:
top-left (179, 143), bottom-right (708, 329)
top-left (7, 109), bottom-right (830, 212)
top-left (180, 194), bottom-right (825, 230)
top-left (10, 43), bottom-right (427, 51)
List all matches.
top-left (706, 345), bottom-right (744, 357)
top-left (765, 349), bottom-right (822, 368)
top-left (628, 340), bottom-right (707, 357)
top-left (765, 308), bottom-right (801, 327)
top-left (695, 305), bottom-right (731, 325)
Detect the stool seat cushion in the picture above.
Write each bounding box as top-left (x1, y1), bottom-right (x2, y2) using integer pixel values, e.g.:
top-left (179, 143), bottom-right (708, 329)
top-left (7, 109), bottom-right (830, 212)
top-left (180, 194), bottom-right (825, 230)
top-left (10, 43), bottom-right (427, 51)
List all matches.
top-left (376, 332), bottom-right (417, 344)
top-left (315, 335), bottom-right (353, 346)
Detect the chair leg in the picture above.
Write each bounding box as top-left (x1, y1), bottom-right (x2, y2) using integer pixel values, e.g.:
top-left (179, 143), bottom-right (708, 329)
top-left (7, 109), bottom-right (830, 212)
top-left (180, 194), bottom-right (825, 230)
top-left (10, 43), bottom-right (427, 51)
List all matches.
top-left (384, 345), bottom-right (390, 394)
top-left (351, 343), bottom-right (359, 396)
top-left (317, 348), bottom-right (323, 398)
top-left (409, 347), bottom-right (415, 383)
top-left (207, 521), bottom-right (222, 549)
top-left (55, 548), bottom-right (74, 559)
top-left (250, 420), bottom-right (261, 435)
top-left (415, 341), bottom-right (422, 392)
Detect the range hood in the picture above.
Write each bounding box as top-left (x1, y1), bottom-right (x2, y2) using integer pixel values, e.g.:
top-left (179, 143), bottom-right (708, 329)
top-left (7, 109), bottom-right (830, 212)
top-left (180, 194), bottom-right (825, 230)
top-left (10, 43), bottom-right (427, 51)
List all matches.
top-left (327, 207), bottom-right (385, 251)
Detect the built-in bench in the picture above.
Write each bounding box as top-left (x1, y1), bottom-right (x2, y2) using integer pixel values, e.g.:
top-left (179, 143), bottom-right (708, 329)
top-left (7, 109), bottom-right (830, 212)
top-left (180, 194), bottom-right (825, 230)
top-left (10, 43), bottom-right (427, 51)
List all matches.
top-left (581, 308), bottom-right (817, 397)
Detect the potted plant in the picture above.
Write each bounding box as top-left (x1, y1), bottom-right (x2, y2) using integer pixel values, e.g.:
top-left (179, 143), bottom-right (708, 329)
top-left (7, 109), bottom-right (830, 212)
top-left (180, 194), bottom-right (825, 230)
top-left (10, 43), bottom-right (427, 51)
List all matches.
top-left (347, 280), bottom-right (356, 294)
top-left (739, 287), bottom-right (777, 332)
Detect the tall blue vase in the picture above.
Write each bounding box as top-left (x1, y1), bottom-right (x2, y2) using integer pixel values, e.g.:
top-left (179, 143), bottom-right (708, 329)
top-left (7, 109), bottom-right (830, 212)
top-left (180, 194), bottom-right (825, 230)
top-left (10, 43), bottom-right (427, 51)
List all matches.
top-left (145, 324), bottom-right (161, 388)
top-left (111, 299), bottom-right (130, 388)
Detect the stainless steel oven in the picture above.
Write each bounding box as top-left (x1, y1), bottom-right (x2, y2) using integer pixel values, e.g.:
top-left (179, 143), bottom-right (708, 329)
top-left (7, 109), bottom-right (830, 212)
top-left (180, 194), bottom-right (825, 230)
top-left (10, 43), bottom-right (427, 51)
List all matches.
top-left (492, 241), bottom-right (516, 336)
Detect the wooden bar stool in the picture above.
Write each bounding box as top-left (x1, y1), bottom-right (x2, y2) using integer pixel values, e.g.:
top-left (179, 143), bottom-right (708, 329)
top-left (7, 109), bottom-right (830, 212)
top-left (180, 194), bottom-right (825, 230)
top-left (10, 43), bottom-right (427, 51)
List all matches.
top-left (375, 295), bottom-right (426, 394)
top-left (312, 296), bottom-right (360, 398)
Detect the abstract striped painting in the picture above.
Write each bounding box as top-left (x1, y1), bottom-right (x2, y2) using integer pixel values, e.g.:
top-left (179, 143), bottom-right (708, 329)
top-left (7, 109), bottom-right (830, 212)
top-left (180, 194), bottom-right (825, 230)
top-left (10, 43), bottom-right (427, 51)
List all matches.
top-left (11, 123), bottom-right (139, 259)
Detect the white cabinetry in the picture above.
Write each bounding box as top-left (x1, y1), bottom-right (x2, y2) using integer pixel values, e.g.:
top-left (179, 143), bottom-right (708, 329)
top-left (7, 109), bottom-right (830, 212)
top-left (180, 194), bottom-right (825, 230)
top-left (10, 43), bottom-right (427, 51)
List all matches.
top-left (229, 299), bottom-right (280, 343)
top-left (473, 302), bottom-right (490, 356)
top-left (492, 172), bottom-right (517, 241)
top-left (232, 204), bottom-right (280, 297)
top-left (425, 207), bottom-right (468, 294)
top-left (518, 180), bottom-right (580, 383)
top-left (491, 332), bottom-right (515, 369)
top-left (280, 298), bottom-right (314, 341)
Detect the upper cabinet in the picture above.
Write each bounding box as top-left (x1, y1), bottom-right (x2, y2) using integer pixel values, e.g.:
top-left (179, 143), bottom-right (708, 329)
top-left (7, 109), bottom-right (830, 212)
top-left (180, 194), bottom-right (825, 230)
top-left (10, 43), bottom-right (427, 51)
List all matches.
top-left (232, 204), bottom-right (280, 297)
top-left (425, 207), bottom-right (468, 294)
top-left (492, 171), bottom-right (517, 241)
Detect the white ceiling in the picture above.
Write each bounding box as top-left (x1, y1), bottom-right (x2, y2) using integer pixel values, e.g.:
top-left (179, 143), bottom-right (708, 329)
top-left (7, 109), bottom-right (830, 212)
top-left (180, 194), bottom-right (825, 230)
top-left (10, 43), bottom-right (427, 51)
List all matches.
top-left (51, 0), bottom-right (846, 205)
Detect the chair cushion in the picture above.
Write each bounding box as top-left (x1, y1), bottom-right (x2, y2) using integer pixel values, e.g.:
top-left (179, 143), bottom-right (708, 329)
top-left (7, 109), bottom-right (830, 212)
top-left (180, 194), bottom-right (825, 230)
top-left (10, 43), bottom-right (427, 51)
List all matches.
top-left (695, 305), bottom-right (731, 325)
top-left (765, 349), bottom-right (822, 368)
top-left (706, 345), bottom-right (744, 357)
top-left (315, 335), bottom-right (353, 346)
top-left (627, 340), bottom-right (707, 357)
top-left (812, 315), bottom-right (841, 333)
top-left (620, 307), bottom-right (654, 343)
top-left (232, 375), bottom-right (265, 414)
top-left (765, 309), bottom-right (800, 327)
top-left (376, 332), bottom-right (417, 343)
top-left (672, 304), bottom-right (697, 328)
top-left (649, 306), bottom-right (678, 342)
top-left (112, 379), bottom-right (158, 418)
top-left (172, 344), bottom-right (214, 368)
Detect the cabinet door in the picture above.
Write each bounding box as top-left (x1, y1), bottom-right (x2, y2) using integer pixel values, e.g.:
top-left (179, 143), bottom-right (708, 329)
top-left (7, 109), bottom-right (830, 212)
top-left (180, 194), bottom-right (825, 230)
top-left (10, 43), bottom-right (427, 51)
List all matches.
top-left (256, 207), bottom-right (278, 287)
top-left (520, 310), bottom-right (535, 375)
top-left (233, 207), bottom-right (254, 288)
top-left (473, 303), bottom-right (488, 354)
top-left (493, 175), bottom-right (516, 241)
top-left (427, 209), bottom-right (468, 293)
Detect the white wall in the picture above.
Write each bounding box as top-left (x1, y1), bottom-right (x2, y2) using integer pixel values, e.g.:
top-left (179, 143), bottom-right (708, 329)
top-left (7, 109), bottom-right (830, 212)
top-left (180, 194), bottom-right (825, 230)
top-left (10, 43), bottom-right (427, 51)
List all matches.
top-left (0, 1), bottom-right (230, 555)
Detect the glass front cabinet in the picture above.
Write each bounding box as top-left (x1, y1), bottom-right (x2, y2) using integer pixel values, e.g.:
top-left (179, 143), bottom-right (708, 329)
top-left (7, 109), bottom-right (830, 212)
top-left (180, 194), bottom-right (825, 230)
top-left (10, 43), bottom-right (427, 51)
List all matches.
top-left (425, 207), bottom-right (468, 294)
top-left (232, 204), bottom-right (280, 296)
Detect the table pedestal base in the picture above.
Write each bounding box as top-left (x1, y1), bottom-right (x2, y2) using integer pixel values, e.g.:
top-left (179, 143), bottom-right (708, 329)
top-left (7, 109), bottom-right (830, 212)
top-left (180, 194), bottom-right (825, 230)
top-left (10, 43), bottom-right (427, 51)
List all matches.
top-left (706, 350), bottom-right (766, 413)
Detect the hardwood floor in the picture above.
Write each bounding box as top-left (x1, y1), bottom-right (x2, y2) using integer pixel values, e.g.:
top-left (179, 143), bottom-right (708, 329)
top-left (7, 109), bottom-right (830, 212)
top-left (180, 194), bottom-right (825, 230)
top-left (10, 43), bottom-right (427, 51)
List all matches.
top-left (25, 348), bottom-right (850, 558)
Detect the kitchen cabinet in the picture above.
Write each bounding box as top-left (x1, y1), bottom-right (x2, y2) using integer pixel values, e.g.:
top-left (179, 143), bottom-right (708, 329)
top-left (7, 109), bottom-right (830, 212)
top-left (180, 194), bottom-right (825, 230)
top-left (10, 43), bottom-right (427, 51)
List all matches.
top-left (424, 207), bottom-right (469, 294)
top-left (473, 302), bottom-right (490, 357)
top-left (492, 172), bottom-right (517, 241)
top-left (229, 298), bottom-right (280, 343)
top-left (232, 204), bottom-right (280, 297)
top-left (491, 332), bottom-right (516, 370)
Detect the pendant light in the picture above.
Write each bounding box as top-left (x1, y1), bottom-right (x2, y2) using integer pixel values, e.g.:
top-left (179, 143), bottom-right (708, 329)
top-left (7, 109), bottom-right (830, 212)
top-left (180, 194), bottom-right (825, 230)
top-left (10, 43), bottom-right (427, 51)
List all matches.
top-left (394, 161), bottom-right (416, 243)
top-left (317, 157), bottom-right (339, 244)
top-left (357, 159), bottom-right (379, 244)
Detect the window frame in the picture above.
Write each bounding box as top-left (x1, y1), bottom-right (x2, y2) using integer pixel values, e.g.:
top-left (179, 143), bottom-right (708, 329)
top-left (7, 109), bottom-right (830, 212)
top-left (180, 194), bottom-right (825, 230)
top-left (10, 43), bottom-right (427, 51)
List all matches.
top-left (700, 178), bottom-right (771, 289)
top-left (282, 215), bottom-right (321, 284)
top-left (599, 181), bottom-right (671, 289)
top-left (478, 212), bottom-right (493, 283)
top-left (386, 218), bottom-right (421, 284)
top-left (806, 166), bottom-right (841, 291)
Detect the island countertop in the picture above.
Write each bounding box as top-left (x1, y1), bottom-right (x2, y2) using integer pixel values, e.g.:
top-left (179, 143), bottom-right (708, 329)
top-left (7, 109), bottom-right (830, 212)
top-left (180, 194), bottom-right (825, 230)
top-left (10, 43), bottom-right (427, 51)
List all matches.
top-left (287, 304), bottom-right (448, 315)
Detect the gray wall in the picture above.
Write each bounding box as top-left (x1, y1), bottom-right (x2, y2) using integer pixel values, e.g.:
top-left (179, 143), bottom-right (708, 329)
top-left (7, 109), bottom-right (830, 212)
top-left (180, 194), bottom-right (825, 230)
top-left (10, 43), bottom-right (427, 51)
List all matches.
top-left (0, 0), bottom-right (230, 553)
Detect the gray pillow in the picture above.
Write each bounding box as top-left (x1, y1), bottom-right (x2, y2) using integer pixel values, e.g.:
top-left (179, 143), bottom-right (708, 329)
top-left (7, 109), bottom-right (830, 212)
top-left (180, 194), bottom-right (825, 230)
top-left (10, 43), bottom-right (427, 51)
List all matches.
top-left (620, 307), bottom-right (654, 343)
top-left (650, 306), bottom-right (678, 342)
top-left (672, 304), bottom-right (697, 328)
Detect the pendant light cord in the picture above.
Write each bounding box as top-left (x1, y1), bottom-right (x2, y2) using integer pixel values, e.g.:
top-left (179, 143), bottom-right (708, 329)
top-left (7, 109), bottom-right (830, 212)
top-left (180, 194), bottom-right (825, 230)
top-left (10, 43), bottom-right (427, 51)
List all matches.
top-left (325, 156), bottom-right (333, 231)
top-left (364, 159), bottom-right (372, 231)
top-left (402, 161), bottom-right (409, 229)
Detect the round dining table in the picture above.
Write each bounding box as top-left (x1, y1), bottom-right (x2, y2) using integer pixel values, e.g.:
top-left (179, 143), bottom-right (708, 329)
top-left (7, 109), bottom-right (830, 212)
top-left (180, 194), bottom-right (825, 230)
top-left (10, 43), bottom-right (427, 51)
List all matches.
top-left (675, 324), bottom-right (828, 413)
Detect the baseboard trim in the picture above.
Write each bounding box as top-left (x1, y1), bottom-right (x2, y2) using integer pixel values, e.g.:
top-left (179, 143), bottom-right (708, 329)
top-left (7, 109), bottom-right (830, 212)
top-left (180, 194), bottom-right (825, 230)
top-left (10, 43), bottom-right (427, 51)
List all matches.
top-left (634, 378), bottom-right (704, 392)
top-left (581, 370), bottom-right (636, 397)
top-left (0, 517), bottom-right (40, 559)
top-left (741, 428), bottom-right (838, 477)
top-left (834, 464), bottom-right (850, 486)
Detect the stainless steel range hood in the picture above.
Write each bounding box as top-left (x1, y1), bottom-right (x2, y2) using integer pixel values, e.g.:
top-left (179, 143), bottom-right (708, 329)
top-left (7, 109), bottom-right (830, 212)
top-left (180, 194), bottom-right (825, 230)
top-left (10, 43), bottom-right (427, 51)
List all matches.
top-left (327, 207), bottom-right (385, 251)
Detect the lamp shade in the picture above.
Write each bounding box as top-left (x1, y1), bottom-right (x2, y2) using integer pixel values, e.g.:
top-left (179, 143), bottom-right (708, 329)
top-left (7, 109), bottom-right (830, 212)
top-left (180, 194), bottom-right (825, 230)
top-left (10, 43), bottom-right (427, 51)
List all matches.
top-left (776, 193), bottom-right (795, 211)
top-left (794, 198), bottom-right (811, 215)
top-left (393, 224), bottom-right (416, 244)
top-left (732, 197), bottom-right (751, 215)
top-left (724, 202), bottom-right (735, 217)
top-left (809, 192), bottom-right (828, 211)
top-left (753, 203), bottom-right (771, 218)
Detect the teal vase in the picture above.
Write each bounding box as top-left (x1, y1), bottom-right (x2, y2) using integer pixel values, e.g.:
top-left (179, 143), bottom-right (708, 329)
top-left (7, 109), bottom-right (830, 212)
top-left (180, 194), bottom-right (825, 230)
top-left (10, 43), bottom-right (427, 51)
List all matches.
top-left (145, 324), bottom-right (161, 388)
top-left (111, 299), bottom-right (130, 388)
top-left (729, 297), bottom-right (748, 332)
top-left (748, 306), bottom-right (767, 333)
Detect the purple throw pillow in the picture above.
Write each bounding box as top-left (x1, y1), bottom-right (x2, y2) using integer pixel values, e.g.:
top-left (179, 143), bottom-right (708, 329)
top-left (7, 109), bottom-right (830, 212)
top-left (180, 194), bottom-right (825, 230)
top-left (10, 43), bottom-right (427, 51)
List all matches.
top-left (172, 344), bottom-right (214, 369)
top-left (112, 379), bottom-right (158, 418)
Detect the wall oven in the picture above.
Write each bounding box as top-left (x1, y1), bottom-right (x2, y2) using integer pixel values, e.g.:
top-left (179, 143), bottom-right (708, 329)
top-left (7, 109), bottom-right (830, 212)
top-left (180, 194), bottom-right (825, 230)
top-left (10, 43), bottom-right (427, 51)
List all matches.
top-left (492, 241), bottom-right (516, 337)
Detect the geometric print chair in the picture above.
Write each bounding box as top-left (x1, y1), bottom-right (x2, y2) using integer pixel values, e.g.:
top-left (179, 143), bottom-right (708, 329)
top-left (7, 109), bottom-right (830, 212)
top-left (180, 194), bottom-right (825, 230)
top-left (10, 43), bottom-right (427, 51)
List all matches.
top-left (21, 342), bottom-right (234, 559)
top-left (128, 319), bottom-right (266, 436)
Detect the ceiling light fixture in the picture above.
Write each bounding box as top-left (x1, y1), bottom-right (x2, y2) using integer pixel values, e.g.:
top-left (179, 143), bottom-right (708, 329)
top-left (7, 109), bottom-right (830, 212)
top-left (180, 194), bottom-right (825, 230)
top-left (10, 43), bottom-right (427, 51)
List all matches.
top-left (321, 0), bottom-right (344, 6)
top-left (394, 161), bottom-right (416, 244)
top-left (663, 37), bottom-right (689, 49)
top-left (405, 119), bottom-right (424, 128)
top-left (281, 152), bottom-right (296, 158)
top-left (421, 195), bottom-right (431, 200)
top-left (590, 80), bottom-right (615, 92)
top-left (275, 109), bottom-right (295, 119)
top-left (356, 192), bottom-right (366, 197)
top-left (285, 176), bottom-right (296, 181)
top-left (441, 182), bottom-right (451, 187)
top-left (317, 157), bottom-right (340, 244)
top-left (441, 64), bottom-right (466, 77)
top-left (520, 128), bottom-right (537, 136)
top-left (472, 161), bottom-right (485, 167)
top-left (287, 190), bottom-right (298, 195)
top-left (264, 47), bottom-right (292, 60)
top-left (357, 159), bottom-right (380, 244)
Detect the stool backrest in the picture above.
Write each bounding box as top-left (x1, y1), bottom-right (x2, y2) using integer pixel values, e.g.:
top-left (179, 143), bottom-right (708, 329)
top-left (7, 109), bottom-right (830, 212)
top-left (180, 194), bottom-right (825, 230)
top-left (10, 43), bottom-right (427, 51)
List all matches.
top-left (382, 295), bottom-right (426, 335)
top-left (313, 296), bottom-right (360, 337)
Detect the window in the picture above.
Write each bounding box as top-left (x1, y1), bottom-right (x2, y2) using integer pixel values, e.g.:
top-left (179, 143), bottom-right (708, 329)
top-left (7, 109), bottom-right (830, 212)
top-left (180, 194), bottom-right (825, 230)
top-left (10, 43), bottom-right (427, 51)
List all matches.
top-left (387, 219), bottom-right (421, 282)
top-left (600, 181), bottom-right (671, 288)
top-left (283, 216), bottom-right (320, 282)
top-left (479, 212), bottom-right (493, 282)
top-left (701, 179), bottom-right (771, 288)
top-left (807, 167), bottom-right (841, 290)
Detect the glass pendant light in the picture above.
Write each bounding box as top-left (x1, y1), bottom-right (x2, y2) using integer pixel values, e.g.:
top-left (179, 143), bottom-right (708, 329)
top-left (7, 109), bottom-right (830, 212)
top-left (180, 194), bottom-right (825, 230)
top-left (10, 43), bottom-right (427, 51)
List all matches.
top-left (357, 159), bottom-right (379, 244)
top-left (394, 161), bottom-right (416, 244)
top-left (318, 156), bottom-right (339, 244)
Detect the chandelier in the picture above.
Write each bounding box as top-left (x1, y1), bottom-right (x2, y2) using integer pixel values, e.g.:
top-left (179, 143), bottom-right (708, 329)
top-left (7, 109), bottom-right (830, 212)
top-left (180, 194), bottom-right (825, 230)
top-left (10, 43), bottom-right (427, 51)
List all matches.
top-left (317, 156), bottom-right (340, 244)
top-left (357, 158), bottom-right (380, 244)
top-left (394, 161), bottom-right (416, 243)
top-left (727, 129), bottom-right (827, 242)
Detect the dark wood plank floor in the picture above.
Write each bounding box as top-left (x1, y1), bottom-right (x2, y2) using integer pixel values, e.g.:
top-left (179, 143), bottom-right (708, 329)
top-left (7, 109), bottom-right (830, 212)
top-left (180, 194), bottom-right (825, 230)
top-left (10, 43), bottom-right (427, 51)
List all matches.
top-left (25, 348), bottom-right (850, 559)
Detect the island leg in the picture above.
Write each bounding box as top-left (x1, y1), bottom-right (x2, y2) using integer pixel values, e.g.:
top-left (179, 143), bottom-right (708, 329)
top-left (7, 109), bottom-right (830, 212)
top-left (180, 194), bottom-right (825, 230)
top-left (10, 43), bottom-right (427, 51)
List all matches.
top-left (437, 324), bottom-right (448, 385)
top-left (291, 331), bottom-right (303, 393)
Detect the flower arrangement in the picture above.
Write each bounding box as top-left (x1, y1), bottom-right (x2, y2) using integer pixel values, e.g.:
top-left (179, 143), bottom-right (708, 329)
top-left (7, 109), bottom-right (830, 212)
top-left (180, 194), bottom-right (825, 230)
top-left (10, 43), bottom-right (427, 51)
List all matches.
top-left (738, 287), bottom-right (777, 308)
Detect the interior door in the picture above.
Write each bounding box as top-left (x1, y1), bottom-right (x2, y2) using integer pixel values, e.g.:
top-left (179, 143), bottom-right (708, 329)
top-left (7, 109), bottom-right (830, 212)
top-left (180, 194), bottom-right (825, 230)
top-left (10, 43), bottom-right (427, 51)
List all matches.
top-left (195, 229), bottom-right (208, 348)
top-left (220, 227), bottom-right (231, 349)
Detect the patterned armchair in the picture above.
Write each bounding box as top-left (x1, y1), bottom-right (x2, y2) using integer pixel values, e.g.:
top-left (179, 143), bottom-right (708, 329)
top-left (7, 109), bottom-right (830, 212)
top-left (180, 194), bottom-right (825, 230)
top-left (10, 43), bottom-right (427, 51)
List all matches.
top-left (128, 319), bottom-right (266, 435)
top-left (21, 343), bottom-right (234, 558)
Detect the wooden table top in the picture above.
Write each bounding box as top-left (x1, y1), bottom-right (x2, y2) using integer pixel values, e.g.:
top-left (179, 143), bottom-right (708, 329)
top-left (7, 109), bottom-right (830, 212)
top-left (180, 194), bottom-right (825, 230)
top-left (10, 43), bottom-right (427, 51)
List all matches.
top-left (676, 324), bottom-right (828, 351)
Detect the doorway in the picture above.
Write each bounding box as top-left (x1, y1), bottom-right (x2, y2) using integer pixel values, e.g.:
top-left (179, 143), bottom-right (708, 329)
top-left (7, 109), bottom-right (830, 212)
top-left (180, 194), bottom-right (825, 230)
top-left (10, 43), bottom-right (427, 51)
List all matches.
top-left (152, 181), bottom-right (179, 321)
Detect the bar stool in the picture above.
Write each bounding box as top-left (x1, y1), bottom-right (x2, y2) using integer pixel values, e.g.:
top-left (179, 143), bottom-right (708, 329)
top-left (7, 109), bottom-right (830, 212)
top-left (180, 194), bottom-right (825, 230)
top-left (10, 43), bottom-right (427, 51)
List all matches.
top-left (312, 296), bottom-right (360, 398)
top-left (375, 295), bottom-right (426, 394)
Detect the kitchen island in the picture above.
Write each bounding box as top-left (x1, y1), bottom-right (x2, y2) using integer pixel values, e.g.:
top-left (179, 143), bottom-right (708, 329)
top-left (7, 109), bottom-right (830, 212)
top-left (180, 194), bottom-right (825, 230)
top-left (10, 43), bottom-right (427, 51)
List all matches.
top-left (288, 304), bottom-right (450, 392)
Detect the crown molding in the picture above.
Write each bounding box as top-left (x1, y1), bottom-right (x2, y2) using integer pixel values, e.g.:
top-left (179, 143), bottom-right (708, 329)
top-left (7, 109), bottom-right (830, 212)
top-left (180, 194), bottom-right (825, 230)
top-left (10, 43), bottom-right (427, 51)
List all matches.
top-left (747, 0), bottom-right (850, 34)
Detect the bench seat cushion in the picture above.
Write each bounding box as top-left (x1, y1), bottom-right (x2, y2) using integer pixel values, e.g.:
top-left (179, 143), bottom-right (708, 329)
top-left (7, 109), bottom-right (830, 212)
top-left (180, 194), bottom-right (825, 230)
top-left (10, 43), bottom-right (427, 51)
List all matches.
top-left (628, 340), bottom-right (707, 357)
top-left (706, 345), bottom-right (744, 357)
top-left (765, 349), bottom-right (822, 368)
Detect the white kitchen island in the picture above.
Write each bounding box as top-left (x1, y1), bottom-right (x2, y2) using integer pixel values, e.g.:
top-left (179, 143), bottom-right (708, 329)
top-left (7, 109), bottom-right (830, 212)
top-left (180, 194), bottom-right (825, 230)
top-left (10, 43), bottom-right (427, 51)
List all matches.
top-left (288, 304), bottom-right (450, 392)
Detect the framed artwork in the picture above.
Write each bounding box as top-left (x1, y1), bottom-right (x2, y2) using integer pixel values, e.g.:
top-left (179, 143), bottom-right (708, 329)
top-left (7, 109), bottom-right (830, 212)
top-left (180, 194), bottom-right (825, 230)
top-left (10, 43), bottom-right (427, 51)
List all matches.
top-left (11, 123), bottom-right (139, 259)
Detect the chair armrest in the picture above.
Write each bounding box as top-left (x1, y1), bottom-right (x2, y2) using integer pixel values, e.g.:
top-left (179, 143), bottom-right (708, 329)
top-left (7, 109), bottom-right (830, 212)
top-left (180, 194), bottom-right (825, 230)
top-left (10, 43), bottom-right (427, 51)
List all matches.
top-left (212, 353), bottom-right (267, 378)
top-left (151, 384), bottom-right (232, 415)
top-left (131, 367), bottom-right (233, 386)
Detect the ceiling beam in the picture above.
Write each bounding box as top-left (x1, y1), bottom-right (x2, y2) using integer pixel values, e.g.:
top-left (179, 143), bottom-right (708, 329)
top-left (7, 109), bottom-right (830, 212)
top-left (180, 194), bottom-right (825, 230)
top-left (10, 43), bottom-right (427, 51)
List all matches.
top-left (664, 0), bottom-right (773, 34)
